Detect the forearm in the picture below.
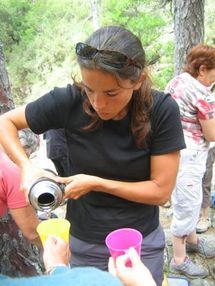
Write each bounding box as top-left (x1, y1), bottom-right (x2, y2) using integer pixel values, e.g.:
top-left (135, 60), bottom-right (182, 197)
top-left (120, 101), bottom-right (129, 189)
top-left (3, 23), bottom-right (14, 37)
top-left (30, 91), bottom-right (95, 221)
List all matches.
top-left (62, 153), bottom-right (179, 203)
top-left (10, 206), bottom-right (42, 248)
top-left (0, 107), bottom-right (30, 169)
top-left (92, 152), bottom-right (179, 205)
top-left (93, 177), bottom-right (171, 205)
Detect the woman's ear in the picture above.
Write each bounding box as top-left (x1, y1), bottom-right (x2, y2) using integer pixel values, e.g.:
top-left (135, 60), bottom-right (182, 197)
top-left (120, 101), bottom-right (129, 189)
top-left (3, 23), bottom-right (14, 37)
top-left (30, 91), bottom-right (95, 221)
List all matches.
top-left (134, 72), bottom-right (146, 90)
top-left (198, 65), bottom-right (207, 77)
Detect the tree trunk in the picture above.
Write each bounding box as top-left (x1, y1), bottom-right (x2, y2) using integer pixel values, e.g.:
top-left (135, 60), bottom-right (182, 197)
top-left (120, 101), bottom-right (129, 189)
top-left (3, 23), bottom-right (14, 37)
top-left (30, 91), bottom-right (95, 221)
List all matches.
top-left (173, 0), bottom-right (205, 75)
top-left (91, 0), bottom-right (100, 30)
top-left (0, 42), bottom-right (43, 277)
top-left (0, 41), bottom-right (14, 114)
top-left (0, 214), bottom-right (44, 277)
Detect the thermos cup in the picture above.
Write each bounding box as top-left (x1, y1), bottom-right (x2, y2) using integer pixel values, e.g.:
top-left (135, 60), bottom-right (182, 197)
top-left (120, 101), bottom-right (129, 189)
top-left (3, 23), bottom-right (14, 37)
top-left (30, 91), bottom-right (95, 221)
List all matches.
top-left (28, 169), bottom-right (65, 212)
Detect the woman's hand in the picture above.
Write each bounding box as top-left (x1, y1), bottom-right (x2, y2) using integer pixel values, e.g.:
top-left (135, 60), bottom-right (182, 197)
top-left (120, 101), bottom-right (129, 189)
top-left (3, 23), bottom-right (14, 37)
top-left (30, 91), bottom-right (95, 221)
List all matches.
top-left (20, 164), bottom-right (58, 201)
top-left (108, 247), bottom-right (156, 286)
top-left (56, 174), bottom-right (99, 199)
top-left (43, 235), bottom-right (71, 273)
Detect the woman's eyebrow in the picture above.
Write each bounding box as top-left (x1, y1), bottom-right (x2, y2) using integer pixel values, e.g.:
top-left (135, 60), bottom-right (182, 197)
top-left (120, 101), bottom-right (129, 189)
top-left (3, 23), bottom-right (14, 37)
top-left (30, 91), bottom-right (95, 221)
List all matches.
top-left (82, 83), bottom-right (93, 91)
top-left (82, 83), bottom-right (120, 93)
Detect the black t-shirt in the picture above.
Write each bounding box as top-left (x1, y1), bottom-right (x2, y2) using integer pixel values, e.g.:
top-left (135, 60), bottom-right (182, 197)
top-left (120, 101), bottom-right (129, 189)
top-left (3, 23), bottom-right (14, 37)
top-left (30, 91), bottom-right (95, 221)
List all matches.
top-left (26, 84), bottom-right (185, 243)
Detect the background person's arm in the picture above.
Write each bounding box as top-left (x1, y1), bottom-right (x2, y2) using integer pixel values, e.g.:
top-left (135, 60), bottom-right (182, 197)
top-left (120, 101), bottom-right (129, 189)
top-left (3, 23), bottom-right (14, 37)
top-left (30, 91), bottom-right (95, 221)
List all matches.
top-left (199, 118), bottom-right (215, 141)
top-left (10, 206), bottom-right (42, 248)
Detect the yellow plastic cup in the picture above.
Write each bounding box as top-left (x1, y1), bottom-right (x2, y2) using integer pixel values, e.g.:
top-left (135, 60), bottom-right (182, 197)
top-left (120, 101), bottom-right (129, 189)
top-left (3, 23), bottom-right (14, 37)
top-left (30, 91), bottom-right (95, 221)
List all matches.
top-left (37, 218), bottom-right (71, 246)
top-left (162, 274), bottom-right (169, 286)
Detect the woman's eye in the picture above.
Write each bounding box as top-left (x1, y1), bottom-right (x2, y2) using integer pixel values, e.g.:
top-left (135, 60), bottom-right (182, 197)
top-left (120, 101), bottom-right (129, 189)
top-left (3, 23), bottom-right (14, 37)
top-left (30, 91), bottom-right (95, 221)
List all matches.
top-left (106, 93), bottom-right (118, 97)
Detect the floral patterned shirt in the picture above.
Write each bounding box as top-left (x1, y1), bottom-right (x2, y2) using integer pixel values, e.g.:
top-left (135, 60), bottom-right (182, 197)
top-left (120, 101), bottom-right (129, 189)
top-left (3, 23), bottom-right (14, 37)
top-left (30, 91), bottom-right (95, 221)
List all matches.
top-left (165, 72), bottom-right (215, 150)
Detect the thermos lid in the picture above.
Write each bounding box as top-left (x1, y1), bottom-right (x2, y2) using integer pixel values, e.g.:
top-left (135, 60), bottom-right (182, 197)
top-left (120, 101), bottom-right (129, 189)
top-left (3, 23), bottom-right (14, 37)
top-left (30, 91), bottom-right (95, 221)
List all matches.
top-left (28, 175), bottom-right (65, 212)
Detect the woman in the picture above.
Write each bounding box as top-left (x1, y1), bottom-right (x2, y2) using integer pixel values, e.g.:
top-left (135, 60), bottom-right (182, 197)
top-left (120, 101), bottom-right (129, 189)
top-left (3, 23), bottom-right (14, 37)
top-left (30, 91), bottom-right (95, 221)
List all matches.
top-left (0, 26), bottom-right (185, 286)
top-left (165, 44), bottom-right (215, 279)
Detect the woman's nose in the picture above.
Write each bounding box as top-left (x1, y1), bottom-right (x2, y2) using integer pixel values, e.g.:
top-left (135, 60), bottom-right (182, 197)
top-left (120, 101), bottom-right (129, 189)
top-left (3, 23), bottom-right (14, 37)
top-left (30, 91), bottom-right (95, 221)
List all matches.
top-left (93, 94), bottom-right (106, 109)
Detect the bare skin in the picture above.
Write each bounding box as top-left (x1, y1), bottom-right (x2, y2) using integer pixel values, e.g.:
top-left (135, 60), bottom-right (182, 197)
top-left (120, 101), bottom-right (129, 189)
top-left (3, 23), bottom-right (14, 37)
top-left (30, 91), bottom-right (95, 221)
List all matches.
top-left (10, 206), bottom-right (42, 247)
top-left (108, 247), bottom-right (156, 286)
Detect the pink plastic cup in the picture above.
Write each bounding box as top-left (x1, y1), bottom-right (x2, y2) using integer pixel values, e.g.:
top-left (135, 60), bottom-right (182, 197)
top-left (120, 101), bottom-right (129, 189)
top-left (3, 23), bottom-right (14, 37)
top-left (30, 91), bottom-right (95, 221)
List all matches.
top-left (105, 228), bottom-right (143, 266)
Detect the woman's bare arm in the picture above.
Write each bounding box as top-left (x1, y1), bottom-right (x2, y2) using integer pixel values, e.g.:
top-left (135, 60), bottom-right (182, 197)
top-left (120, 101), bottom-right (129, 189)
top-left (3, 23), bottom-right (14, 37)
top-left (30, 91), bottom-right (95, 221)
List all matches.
top-left (60, 151), bottom-right (180, 205)
top-left (0, 106), bottom-right (30, 168)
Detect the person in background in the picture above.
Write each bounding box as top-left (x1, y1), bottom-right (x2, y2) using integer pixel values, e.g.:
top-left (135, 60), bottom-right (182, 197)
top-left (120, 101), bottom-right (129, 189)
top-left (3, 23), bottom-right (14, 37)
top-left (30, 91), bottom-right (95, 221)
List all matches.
top-left (44, 129), bottom-right (70, 177)
top-left (196, 144), bottom-right (215, 233)
top-left (18, 128), bottom-right (40, 158)
top-left (0, 129), bottom-right (43, 277)
top-left (0, 25), bottom-right (185, 286)
top-left (0, 235), bottom-right (156, 286)
top-left (165, 44), bottom-right (215, 279)
top-left (0, 147), bottom-right (41, 246)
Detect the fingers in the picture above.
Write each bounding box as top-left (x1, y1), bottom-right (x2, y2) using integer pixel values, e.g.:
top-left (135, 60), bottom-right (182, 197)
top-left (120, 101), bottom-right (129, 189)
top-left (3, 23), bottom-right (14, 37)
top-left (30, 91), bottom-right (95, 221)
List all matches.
top-left (44, 235), bottom-right (58, 248)
top-left (127, 247), bottom-right (141, 266)
top-left (114, 247), bottom-right (140, 270)
top-left (115, 254), bottom-right (129, 270)
top-left (44, 235), bottom-right (67, 248)
top-left (54, 176), bottom-right (70, 184)
top-left (108, 257), bottom-right (117, 276)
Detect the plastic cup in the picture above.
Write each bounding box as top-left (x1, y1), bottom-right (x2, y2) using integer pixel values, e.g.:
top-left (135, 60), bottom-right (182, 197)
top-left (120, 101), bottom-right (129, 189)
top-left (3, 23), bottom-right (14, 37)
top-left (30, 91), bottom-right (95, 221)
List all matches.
top-left (37, 218), bottom-right (71, 246)
top-left (105, 228), bottom-right (143, 266)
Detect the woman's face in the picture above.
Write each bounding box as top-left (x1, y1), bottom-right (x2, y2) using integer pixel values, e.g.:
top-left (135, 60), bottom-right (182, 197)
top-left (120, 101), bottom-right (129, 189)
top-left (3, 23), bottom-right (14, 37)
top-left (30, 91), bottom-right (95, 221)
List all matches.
top-left (197, 66), bottom-right (215, 87)
top-left (81, 68), bottom-right (142, 120)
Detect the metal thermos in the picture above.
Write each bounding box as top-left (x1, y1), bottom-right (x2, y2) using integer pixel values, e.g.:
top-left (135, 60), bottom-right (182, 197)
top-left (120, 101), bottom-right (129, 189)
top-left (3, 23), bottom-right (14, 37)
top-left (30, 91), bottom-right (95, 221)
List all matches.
top-left (28, 170), bottom-right (65, 212)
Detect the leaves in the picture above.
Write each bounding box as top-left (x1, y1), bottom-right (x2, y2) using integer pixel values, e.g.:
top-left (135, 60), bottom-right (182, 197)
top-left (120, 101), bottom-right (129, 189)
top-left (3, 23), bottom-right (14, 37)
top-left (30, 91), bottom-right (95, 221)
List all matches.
top-left (0, 0), bottom-right (213, 104)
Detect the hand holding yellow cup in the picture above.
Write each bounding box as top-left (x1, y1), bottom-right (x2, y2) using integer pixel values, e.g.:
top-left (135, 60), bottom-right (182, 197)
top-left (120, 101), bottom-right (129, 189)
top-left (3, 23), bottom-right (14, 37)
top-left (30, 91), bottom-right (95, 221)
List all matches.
top-left (37, 218), bottom-right (71, 246)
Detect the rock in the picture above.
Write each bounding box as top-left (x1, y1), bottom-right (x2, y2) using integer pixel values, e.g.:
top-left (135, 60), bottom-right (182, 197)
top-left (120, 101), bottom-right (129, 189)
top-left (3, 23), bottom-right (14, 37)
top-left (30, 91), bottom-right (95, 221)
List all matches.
top-left (160, 206), bottom-right (215, 284)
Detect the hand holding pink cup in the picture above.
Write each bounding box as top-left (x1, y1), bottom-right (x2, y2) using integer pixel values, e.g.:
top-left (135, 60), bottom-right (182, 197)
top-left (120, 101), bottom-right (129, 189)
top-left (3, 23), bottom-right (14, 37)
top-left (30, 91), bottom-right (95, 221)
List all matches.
top-left (105, 228), bottom-right (143, 267)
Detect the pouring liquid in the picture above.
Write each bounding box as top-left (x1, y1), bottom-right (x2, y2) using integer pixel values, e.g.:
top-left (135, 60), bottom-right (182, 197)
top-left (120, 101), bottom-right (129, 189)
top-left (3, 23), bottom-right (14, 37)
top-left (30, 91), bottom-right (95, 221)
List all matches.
top-left (45, 210), bottom-right (52, 220)
top-left (37, 209), bottom-right (53, 220)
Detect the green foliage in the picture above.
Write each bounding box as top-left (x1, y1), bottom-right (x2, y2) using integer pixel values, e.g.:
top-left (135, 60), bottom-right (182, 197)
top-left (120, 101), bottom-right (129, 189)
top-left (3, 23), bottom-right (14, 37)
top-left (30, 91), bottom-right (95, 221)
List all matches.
top-left (0, 1), bottom-right (31, 42)
top-left (0, 0), bottom-right (214, 105)
top-left (101, 0), bottom-right (167, 46)
top-left (0, 0), bottom-right (92, 103)
top-left (150, 41), bottom-right (174, 90)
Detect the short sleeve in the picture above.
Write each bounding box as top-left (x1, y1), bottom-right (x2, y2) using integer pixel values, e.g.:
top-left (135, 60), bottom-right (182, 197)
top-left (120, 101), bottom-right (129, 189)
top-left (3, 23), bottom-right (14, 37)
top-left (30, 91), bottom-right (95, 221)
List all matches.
top-left (25, 84), bottom-right (80, 134)
top-left (0, 152), bottom-right (27, 211)
top-left (150, 92), bottom-right (186, 154)
top-left (196, 98), bottom-right (215, 120)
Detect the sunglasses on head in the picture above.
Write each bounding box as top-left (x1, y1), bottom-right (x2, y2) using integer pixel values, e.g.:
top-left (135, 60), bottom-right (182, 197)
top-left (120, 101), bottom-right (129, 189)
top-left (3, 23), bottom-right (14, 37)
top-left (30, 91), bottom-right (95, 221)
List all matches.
top-left (75, 42), bottom-right (142, 69)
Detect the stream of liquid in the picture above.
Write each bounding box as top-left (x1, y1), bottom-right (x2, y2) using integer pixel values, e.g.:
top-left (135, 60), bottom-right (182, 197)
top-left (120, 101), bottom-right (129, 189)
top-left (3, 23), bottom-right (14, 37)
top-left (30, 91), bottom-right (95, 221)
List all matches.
top-left (45, 210), bottom-right (52, 219)
top-left (37, 209), bottom-right (53, 220)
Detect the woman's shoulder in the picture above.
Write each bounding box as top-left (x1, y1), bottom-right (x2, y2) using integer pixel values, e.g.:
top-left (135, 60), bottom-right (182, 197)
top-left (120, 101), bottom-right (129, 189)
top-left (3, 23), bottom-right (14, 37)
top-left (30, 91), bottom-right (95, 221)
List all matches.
top-left (50, 84), bottom-right (83, 104)
top-left (152, 89), bottom-right (178, 110)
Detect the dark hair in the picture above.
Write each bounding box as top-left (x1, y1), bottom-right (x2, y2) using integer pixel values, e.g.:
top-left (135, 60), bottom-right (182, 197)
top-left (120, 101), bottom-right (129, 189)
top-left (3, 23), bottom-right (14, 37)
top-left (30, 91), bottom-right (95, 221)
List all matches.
top-left (184, 44), bottom-right (215, 78)
top-left (76, 26), bottom-right (153, 147)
